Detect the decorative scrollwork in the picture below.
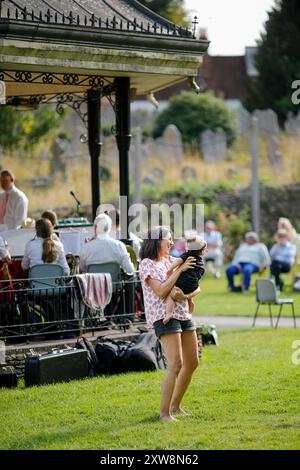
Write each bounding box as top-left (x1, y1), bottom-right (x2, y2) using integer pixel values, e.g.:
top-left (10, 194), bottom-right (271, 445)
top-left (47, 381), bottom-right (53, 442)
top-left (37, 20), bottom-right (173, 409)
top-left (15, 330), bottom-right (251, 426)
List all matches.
top-left (15, 71), bottom-right (32, 83)
top-left (89, 76), bottom-right (105, 89)
top-left (42, 73), bottom-right (54, 84)
top-left (63, 74), bottom-right (80, 86)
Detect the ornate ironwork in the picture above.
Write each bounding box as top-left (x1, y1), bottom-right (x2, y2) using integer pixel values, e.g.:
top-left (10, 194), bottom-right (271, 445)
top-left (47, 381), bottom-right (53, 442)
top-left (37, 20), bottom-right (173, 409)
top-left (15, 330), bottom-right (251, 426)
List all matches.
top-left (0, 70), bottom-right (114, 89)
top-left (1, 69), bottom-right (118, 127)
top-left (0, 3), bottom-right (194, 38)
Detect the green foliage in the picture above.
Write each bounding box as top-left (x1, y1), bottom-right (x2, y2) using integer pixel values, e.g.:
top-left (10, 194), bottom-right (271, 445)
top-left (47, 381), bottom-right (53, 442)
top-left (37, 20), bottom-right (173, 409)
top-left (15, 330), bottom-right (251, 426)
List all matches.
top-left (215, 208), bottom-right (251, 259)
top-left (243, 0), bottom-right (300, 124)
top-left (0, 105), bottom-right (64, 152)
top-left (138, 0), bottom-right (189, 25)
top-left (102, 123), bottom-right (114, 137)
top-left (152, 92), bottom-right (237, 148)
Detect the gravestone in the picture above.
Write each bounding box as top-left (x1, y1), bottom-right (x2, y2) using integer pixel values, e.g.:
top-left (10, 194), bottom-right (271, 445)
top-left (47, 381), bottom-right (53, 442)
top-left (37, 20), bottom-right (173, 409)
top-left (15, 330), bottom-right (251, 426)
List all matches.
top-left (237, 106), bottom-right (251, 135)
top-left (142, 175), bottom-right (156, 186)
top-left (181, 166), bottom-right (197, 182)
top-left (152, 167), bottom-right (165, 181)
top-left (253, 109), bottom-right (279, 136)
top-left (50, 136), bottom-right (67, 179)
top-left (161, 124), bottom-right (184, 161)
top-left (200, 128), bottom-right (227, 162)
top-left (285, 111), bottom-right (300, 135)
top-left (266, 134), bottom-right (283, 173)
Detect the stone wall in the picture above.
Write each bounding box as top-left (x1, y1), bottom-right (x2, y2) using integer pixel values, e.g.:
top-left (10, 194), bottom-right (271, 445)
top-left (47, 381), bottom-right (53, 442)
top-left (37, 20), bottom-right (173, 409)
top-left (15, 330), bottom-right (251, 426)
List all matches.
top-left (215, 183), bottom-right (300, 235)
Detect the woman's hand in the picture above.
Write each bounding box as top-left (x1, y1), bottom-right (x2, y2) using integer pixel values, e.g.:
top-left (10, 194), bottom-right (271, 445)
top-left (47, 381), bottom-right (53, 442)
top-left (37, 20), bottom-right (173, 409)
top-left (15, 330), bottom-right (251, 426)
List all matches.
top-left (171, 286), bottom-right (187, 301)
top-left (180, 256), bottom-right (196, 272)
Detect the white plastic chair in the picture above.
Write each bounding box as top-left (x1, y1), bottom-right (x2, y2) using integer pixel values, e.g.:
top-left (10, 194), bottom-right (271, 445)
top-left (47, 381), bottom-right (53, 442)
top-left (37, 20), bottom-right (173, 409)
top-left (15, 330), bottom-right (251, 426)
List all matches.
top-left (253, 279), bottom-right (296, 328)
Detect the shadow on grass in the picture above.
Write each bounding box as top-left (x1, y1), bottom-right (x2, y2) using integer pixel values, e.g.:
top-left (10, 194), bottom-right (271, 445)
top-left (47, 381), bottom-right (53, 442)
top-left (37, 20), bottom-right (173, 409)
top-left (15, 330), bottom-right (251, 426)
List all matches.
top-left (3, 414), bottom-right (162, 450)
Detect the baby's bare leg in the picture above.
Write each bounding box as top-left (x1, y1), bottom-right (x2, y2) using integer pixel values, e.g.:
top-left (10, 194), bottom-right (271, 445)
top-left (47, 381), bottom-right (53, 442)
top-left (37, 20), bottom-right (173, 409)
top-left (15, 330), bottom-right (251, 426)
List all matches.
top-left (188, 298), bottom-right (195, 314)
top-left (163, 294), bottom-right (175, 325)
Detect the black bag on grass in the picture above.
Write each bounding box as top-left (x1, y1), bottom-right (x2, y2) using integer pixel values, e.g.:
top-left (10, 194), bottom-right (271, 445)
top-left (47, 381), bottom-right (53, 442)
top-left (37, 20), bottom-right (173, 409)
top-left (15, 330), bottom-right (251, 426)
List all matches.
top-left (123, 332), bottom-right (166, 372)
top-left (76, 337), bottom-right (99, 376)
top-left (95, 337), bottom-right (131, 375)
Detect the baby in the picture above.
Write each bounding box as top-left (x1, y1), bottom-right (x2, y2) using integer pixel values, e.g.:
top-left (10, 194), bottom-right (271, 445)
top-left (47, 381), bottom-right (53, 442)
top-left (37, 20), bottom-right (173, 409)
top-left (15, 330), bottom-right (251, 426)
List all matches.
top-left (164, 236), bottom-right (207, 325)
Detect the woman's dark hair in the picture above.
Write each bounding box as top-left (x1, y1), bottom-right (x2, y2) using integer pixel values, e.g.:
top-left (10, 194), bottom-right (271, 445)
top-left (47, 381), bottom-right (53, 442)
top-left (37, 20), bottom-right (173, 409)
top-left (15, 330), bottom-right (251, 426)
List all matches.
top-left (139, 226), bottom-right (171, 261)
top-left (41, 210), bottom-right (58, 228)
top-left (36, 218), bottom-right (57, 263)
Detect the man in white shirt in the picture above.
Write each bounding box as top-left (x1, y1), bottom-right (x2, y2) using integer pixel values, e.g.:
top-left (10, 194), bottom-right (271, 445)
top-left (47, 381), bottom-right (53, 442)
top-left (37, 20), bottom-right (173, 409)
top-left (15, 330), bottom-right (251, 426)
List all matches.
top-left (79, 213), bottom-right (135, 274)
top-left (0, 170), bottom-right (28, 229)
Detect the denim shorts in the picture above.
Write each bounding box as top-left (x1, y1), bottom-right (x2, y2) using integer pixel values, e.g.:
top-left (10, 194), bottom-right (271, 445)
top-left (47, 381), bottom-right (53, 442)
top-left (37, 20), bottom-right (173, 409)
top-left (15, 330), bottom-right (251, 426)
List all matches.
top-left (153, 318), bottom-right (196, 339)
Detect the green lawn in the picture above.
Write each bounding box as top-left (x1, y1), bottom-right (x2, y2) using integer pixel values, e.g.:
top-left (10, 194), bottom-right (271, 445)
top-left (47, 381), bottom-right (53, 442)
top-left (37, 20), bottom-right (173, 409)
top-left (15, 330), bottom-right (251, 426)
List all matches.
top-left (1, 329), bottom-right (300, 450)
top-left (194, 269), bottom-right (300, 317)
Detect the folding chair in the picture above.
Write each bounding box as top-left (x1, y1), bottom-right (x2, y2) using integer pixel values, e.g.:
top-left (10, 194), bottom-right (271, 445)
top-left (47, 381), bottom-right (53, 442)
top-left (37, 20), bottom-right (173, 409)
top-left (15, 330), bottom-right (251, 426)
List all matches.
top-left (253, 279), bottom-right (296, 328)
top-left (29, 264), bottom-right (65, 294)
top-left (28, 264), bottom-right (68, 324)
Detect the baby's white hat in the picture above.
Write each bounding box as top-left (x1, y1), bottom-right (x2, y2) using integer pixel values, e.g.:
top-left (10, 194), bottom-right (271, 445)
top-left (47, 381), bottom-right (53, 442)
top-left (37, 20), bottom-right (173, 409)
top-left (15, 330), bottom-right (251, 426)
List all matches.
top-left (187, 235), bottom-right (207, 251)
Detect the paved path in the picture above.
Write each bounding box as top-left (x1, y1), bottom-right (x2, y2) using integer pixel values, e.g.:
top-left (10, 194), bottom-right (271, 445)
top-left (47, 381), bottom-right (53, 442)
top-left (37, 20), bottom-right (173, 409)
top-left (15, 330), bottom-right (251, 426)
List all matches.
top-left (196, 316), bottom-right (298, 329)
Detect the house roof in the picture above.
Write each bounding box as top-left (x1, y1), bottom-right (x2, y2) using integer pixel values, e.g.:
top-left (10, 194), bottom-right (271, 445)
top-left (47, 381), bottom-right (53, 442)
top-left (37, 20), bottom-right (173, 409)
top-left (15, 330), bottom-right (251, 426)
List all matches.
top-left (0, 0), bottom-right (209, 101)
top-left (154, 53), bottom-right (247, 101)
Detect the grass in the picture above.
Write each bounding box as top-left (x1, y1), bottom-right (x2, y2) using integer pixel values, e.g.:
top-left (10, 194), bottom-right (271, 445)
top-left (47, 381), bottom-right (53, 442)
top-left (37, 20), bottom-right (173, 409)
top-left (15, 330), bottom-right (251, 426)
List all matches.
top-left (193, 269), bottom-right (300, 317)
top-left (0, 328), bottom-right (300, 450)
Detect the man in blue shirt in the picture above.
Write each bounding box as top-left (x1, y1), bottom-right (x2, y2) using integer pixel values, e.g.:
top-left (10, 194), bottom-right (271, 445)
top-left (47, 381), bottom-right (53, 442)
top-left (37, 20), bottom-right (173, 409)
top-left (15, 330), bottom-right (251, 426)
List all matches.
top-left (270, 229), bottom-right (296, 291)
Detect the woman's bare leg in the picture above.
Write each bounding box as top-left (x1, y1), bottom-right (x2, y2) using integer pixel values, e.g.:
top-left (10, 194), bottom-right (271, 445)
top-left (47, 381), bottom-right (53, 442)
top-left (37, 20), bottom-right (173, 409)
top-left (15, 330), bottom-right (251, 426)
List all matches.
top-left (170, 330), bottom-right (199, 414)
top-left (159, 332), bottom-right (182, 421)
top-left (163, 295), bottom-right (175, 325)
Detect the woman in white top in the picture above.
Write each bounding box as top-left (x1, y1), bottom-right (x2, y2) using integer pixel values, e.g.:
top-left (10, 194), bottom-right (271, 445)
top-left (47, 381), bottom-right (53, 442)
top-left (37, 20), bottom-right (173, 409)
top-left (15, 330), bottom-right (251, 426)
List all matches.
top-left (21, 218), bottom-right (70, 275)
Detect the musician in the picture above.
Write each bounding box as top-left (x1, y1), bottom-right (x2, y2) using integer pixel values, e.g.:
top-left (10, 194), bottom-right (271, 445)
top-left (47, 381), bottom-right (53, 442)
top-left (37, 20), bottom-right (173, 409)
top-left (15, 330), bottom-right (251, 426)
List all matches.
top-left (0, 170), bottom-right (28, 229)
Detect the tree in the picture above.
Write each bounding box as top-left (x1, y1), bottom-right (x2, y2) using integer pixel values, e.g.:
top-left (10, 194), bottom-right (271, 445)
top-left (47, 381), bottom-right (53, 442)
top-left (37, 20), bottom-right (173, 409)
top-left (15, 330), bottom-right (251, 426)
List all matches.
top-left (243, 0), bottom-right (300, 124)
top-left (152, 91), bottom-right (236, 148)
top-left (0, 105), bottom-right (65, 152)
top-left (138, 0), bottom-right (189, 25)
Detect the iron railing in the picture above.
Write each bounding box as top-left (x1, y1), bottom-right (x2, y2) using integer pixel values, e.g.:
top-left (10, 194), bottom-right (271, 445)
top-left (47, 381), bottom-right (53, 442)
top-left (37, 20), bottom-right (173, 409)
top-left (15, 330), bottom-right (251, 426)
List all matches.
top-left (0, 3), bottom-right (195, 38)
top-left (0, 275), bottom-right (145, 341)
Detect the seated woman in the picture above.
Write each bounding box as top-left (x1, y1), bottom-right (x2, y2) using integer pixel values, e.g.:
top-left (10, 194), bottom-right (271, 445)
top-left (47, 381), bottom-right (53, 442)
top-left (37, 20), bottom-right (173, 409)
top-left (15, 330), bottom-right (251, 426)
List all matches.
top-left (226, 232), bottom-right (270, 293)
top-left (277, 217), bottom-right (300, 270)
top-left (21, 218), bottom-right (70, 275)
top-left (270, 229), bottom-right (296, 291)
top-left (41, 209), bottom-right (59, 241)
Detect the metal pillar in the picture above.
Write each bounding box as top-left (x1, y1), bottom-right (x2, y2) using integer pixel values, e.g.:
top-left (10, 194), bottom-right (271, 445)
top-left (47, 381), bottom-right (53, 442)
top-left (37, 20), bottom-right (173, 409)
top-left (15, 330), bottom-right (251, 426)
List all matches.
top-left (87, 88), bottom-right (101, 219)
top-left (115, 77), bottom-right (131, 239)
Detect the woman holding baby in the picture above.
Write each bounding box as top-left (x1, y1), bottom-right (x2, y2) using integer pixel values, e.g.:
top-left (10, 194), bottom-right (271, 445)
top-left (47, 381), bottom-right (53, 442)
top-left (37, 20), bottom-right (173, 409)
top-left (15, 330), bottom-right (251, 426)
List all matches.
top-left (139, 226), bottom-right (205, 422)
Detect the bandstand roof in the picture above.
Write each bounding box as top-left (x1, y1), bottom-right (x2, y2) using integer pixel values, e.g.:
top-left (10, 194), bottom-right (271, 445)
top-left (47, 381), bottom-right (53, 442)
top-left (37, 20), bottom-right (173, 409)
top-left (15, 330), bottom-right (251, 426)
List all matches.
top-left (0, 0), bottom-right (209, 103)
